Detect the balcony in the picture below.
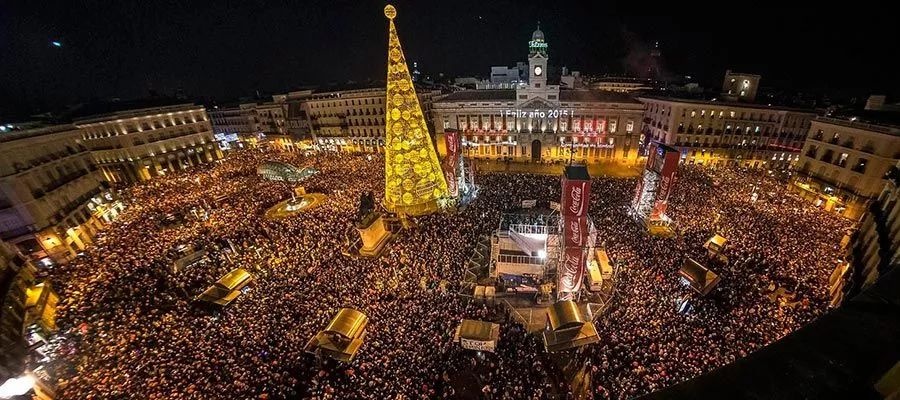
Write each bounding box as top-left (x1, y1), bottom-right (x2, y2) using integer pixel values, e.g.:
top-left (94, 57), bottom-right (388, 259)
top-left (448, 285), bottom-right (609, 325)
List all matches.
top-left (42, 169), bottom-right (90, 195)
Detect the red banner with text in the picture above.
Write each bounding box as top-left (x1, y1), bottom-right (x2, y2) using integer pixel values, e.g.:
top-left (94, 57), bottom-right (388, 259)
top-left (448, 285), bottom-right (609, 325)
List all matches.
top-left (651, 148), bottom-right (680, 218)
top-left (562, 177), bottom-right (591, 218)
top-left (443, 131), bottom-right (460, 198)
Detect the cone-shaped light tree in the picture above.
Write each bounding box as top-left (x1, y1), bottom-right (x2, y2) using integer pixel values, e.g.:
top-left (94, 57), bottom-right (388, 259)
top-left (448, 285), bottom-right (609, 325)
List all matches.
top-left (382, 4), bottom-right (448, 216)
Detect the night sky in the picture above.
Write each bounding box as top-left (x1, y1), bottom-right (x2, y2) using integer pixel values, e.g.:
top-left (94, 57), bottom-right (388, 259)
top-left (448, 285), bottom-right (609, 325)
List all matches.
top-left (1, 0), bottom-right (897, 119)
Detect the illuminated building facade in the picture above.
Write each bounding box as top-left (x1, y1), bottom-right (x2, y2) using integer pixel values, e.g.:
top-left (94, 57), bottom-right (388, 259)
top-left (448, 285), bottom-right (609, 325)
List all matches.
top-left (845, 166), bottom-right (900, 292)
top-left (382, 5), bottom-right (448, 215)
top-left (432, 26), bottom-right (645, 164)
top-left (0, 125), bottom-right (119, 264)
top-left (207, 104), bottom-right (255, 149)
top-left (1, 240), bottom-right (59, 390)
top-left (793, 117), bottom-right (900, 219)
top-left (638, 96), bottom-right (815, 168)
top-left (77, 104), bottom-right (222, 184)
top-left (721, 70), bottom-right (760, 102)
top-left (276, 87), bottom-right (442, 154)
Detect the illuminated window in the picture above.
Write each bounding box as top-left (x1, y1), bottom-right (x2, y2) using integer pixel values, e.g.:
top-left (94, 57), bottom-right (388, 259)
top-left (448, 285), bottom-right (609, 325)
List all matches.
top-left (690, 110), bottom-right (697, 117)
top-left (626, 120), bottom-right (634, 133)
top-left (730, 111), bottom-right (735, 118)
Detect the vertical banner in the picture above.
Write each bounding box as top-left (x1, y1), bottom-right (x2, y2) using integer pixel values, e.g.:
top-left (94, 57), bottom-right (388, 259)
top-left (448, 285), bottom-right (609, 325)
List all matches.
top-left (561, 165), bottom-right (591, 218)
top-left (559, 215), bottom-right (588, 299)
top-left (443, 130), bottom-right (461, 198)
top-left (651, 145), bottom-right (680, 218)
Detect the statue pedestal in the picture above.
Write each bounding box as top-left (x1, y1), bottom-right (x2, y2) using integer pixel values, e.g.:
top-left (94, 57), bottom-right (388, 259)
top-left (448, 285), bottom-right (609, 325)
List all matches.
top-left (356, 213), bottom-right (392, 258)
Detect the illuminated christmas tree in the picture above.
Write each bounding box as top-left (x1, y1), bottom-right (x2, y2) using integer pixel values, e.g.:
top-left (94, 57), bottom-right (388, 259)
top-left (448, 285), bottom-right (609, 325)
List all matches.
top-left (382, 4), bottom-right (448, 216)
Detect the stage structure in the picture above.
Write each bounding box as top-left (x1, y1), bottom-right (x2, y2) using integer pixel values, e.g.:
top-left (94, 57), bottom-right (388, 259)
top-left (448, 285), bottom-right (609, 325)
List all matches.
top-left (490, 209), bottom-right (561, 291)
top-left (631, 142), bottom-right (680, 234)
top-left (558, 165), bottom-right (597, 301)
top-left (382, 5), bottom-right (448, 216)
top-left (442, 130), bottom-right (478, 206)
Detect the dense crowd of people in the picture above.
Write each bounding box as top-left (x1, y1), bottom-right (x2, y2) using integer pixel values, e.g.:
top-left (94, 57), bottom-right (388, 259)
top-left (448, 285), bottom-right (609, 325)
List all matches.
top-left (44, 148), bottom-right (850, 399)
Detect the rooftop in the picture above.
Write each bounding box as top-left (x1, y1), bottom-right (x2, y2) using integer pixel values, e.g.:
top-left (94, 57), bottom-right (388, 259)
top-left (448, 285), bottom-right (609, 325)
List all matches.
top-left (74, 102), bottom-right (202, 125)
top-left (435, 89), bottom-right (640, 104)
top-left (821, 109), bottom-right (900, 131)
top-left (63, 98), bottom-right (192, 122)
top-left (0, 123), bottom-right (79, 144)
top-left (637, 94), bottom-right (816, 113)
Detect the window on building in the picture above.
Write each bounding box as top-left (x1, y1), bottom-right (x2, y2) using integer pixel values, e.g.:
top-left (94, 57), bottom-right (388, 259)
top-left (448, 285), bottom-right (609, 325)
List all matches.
top-left (853, 158), bottom-right (868, 173)
top-left (625, 120), bottom-right (634, 133)
top-left (837, 153), bottom-right (849, 167)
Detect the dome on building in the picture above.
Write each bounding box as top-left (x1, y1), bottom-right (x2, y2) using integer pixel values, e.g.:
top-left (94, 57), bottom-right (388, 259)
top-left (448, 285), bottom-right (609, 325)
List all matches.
top-left (532, 23), bottom-right (544, 41)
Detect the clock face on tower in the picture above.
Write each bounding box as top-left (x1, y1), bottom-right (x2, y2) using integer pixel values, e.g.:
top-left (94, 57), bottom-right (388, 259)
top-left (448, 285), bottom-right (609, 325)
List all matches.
top-left (534, 66), bottom-right (543, 76)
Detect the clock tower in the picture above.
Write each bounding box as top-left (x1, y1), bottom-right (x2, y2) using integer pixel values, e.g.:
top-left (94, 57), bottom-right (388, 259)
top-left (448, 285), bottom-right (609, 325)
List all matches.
top-left (517, 22), bottom-right (558, 107)
top-left (528, 23), bottom-right (548, 90)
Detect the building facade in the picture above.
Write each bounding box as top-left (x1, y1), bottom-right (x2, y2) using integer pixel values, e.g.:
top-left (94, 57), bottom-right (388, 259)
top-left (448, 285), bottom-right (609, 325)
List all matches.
top-left (845, 167), bottom-right (900, 295)
top-left (207, 104), bottom-right (256, 149)
top-left (0, 125), bottom-right (118, 264)
top-left (0, 240), bottom-right (58, 395)
top-left (638, 96), bottom-right (815, 168)
top-left (721, 70), bottom-right (760, 102)
top-left (251, 100), bottom-right (292, 151)
top-left (295, 87), bottom-right (442, 153)
top-left (590, 77), bottom-right (656, 93)
top-left (793, 117), bottom-right (900, 219)
top-left (432, 27), bottom-right (646, 164)
top-left (77, 104), bottom-right (222, 184)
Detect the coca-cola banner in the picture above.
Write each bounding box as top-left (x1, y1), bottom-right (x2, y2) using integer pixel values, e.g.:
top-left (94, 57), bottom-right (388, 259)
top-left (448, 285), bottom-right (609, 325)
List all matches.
top-left (651, 146), bottom-right (680, 218)
top-left (561, 165), bottom-right (591, 218)
top-left (443, 131), bottom-right (461, 198)
top-left (558, 215), bottom-right (588, 298)
top-left (559, 241), bottom-right (586, 298)
top-left (563, 215), bottom-right (588, 249)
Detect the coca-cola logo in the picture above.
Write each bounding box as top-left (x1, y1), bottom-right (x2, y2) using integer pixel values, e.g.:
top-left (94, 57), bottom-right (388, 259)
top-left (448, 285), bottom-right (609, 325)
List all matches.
top-left (568, 219), bottom-right (583, 247)
top-left (447, 135), bottom-right (458, 153)
top-left (568, 182), bottom-right (586, 215)
top-left (564, 253), bottom-right (581, 271)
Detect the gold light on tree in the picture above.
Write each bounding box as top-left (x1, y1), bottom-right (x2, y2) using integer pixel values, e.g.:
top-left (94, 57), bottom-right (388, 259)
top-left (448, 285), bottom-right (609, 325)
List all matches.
top-left (382, 4), bottom-right (448, 216)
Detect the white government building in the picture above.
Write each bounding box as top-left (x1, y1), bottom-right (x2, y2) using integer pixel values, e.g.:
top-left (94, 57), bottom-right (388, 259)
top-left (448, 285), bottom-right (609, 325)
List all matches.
top-left (432, 26), bottom-right (645, 164)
